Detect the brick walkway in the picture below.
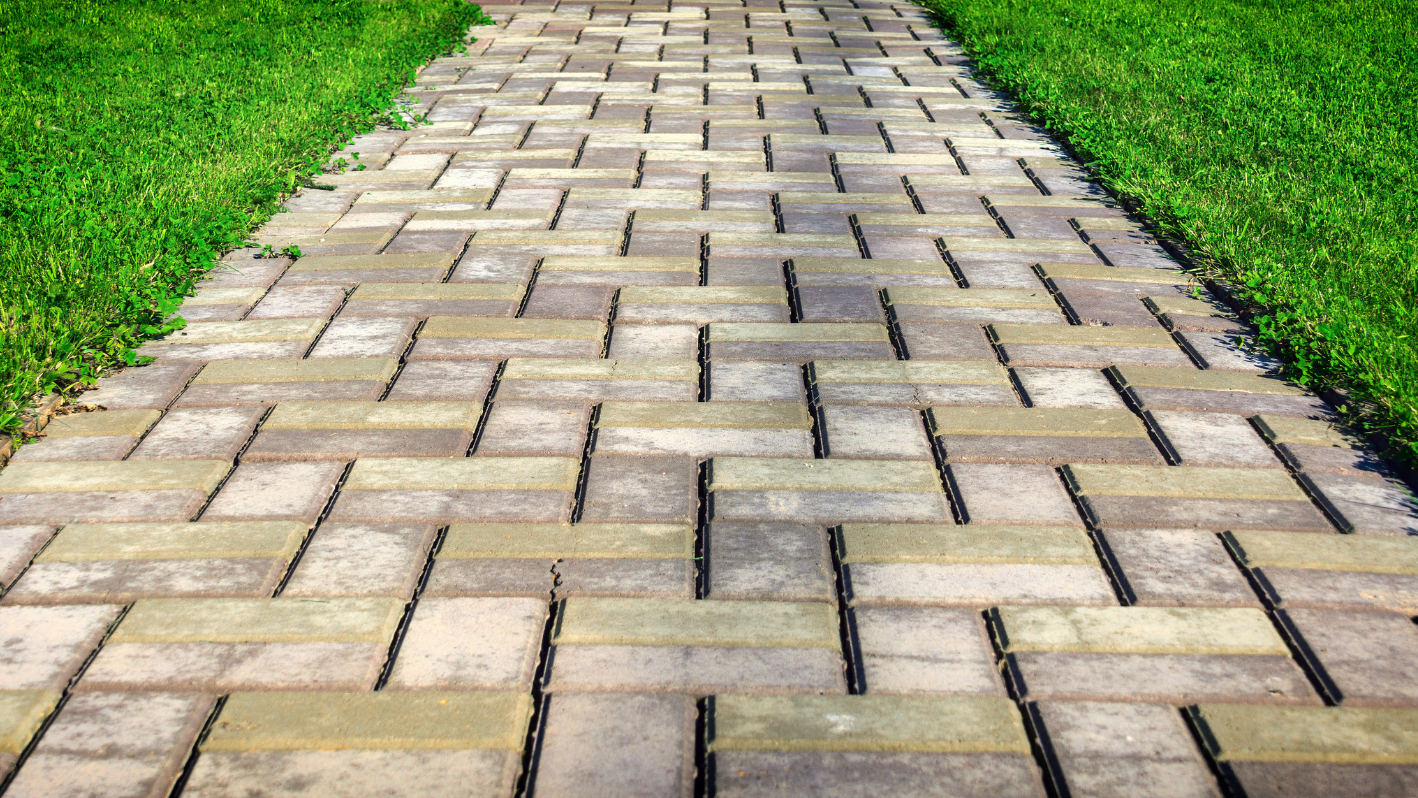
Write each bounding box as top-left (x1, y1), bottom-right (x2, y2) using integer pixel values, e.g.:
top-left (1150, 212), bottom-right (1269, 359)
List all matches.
top-left (3, 2), bottom-right (1418, 796)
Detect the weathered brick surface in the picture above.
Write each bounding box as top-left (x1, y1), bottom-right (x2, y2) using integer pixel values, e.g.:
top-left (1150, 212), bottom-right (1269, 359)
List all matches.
top-left (4, 6), bottom-right (1411, 793)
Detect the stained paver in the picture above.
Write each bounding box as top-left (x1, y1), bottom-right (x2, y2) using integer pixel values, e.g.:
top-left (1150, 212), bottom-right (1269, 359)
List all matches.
top-left (2, 2), bottom-right (1416, 793)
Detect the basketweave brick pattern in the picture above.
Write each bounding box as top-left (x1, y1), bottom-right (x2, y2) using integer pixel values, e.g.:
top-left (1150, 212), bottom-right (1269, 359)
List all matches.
top-left (1, 2), bottom-right (1416, 796)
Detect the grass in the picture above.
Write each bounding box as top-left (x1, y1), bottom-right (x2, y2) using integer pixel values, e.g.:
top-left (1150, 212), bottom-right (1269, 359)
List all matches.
top-left (922, 0), bottom-right (1418, 464)
top-left (0, 0), bottom-right (485, 434)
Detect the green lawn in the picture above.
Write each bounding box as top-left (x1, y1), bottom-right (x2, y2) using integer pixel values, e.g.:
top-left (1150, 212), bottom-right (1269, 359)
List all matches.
top-left (0, 0), bottom-right (483, 433)
top-left (923, 0), bottom-right (1418, 463)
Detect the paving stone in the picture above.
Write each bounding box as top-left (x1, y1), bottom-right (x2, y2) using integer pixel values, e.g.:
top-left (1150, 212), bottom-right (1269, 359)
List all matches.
top-left (1062, 464), bottom-right (1333, 531)
top-left (707, 361), bottom-right (805, 403)
top-left (1012, 366), bottom-right (1126, 409)
top-left (78, 599), bottom-right (400, 691)
top-left (177, 357), bottom-right (397, 406)
top-left (5, 692), bottom-right (214, 798)
top-left (550, 600), bottom-right (845, 694)
top-left (385, 361), bottom-right (494, 402)
top-left (202, 690), bottom-right (531, 751)
top-left (930, 406), bottom-right (1160, 465)
top-left (1033, 701), bottom-right (1220, 798)
top-left (1178, 330), bottom-right (1282, 373)
top-left (537, 255), bottom-right (698, 289)
top-left (885, 286), bottom-right (1063, 324)
top-left (1219, 761), bottom-right (1418, 798)
top-left (342, 282), bottom-right (523, 317)
top-left (1227, 530), bottom-right (1418, 613)
top-left (1252, 414), bottom-right (1365, 450)
top-left (245, 286), bottom-right (346, 320)
top-left (1056, 290), bottom-right (1163, 327)
top-left (245, 400), bottom-right (482, 461)
top-left (1300, 471), bottom-right (1418, 536)
top-left (947, 462), bottom-right (1081, 525)
top-left (0, 690), bottom-right (61, 771)
top-left (283, 253), bottom-right (456, 285)
top-left (474, 400), bottom-right (590, 457)
top-left (109, 597), bottom-right (405, 644)
top-left (810, 360), bottom-right (1015, 407)
top-left (1279, 608), bottom-right (1418, 707)
top-left (991, 323), bottom-right (1193, 368)
top-left (853, 606), bottom-right (1003, 695)
top-left (38, 409), bottom-right (162, 439)
top-left (1196, 708), bottom-right (1418, 776)
top-left (711, 694), bottom-right (1030, 753)
top-left (839, 524), bottom-right (1113, 607)
top-left (705, 523), bottom-right (833, 602)
top-left (1192, 703), bottom-right (1418, 795)
top-left (594, 401), bottom-right (814, 458)
top-left (128, 406), bottom-right (266, 461)
top-left (308, 315), bottom-right (418, 359)
top-left (412, 317), bottom-right (607, 360)
top-left (330, 456), bottom-right (580, 524)
top-left (0, 526), bottom-right (54, 589)
top-left (708, 457), bottom-right (951, 523)
top-left (706, 322), bottom-right (895, 361)
top-left (1145, 410), bottom-right (1282, 467)
top-left (0, 460), bottom-right (230, 525)
top-left (616, 286), bottom-right (791, 325)
top-left (721, 748), bottom-right (1050, 798)
top-left (520, 284), bottom-right (617, 320)
top-left (385, 597), bottom-right (546, 690)
top-left (579, 455), bottom-right (698, 524)
top-left (553, 597), bottom-right (838, 649)
top-left (896, 320), bottom-right (999, 361)
top-left (789, 257), bottom-right (959, 287)
top-left (820, 405), bottom-right (933, 460)
top-left (7, 434), bottom-right (138, 463)
top-left (139, 319), bottom-right (325, 362)
top-left (201, 461), bottom-right (344, 523)
top-left (0, 605), bottom-right (120, 690)
top-left (1109, 364), bottom-right (1331, 418)
top-left (991, 606), bottom-right (1287, 656)
top-left (282, 523), bottom-right (435, 599)
top-left (497, 358), bottom-right (699, 402)
top-left (4, 521), bottom-right (306, 605)
top-left (1100, 529), bottom-right (1259, 607)
top-left (607, 324), bottom-right (699, 360)
top-left (994, 606), bottom-right (1314, 703)
top-left (532, 693), bottom-right (696, 798)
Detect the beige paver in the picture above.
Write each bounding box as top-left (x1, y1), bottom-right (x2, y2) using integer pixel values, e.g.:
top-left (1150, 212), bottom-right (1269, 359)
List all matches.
top-left (110, 598), bottom-right (405, 643)
top-left (553, 598), bottom-right (839, 649)
top-left (37, 522), bottom-right (306, 562)
top-left (203, 692), bottom-right (532, 750)
top-left (1225, 530), bottom-right (1418, 574)
top-left (1192, 705), bottom-right (1418, 763)
top-left (990, 606), bottom-right (1289, 655)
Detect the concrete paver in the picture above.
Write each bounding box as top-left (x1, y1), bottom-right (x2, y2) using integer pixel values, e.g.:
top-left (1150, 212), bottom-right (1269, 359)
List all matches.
top-left (2, 1), bottom-right (1416, 792)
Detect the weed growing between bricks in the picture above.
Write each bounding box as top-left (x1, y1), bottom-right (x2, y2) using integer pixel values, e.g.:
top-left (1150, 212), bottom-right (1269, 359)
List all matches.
top-left (0, 0), bottom-right (487, 436)
top-left (920, 0), bottom-right (1418, 465)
